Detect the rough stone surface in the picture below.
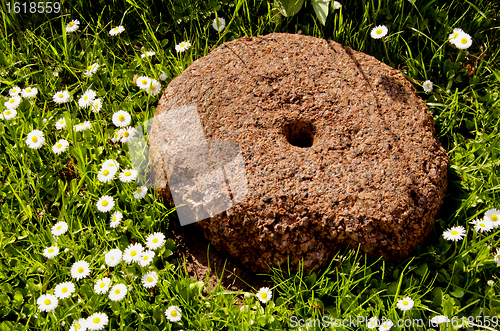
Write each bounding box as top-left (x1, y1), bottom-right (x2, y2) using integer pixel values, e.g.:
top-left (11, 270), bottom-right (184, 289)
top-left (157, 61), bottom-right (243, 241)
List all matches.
top-left (149, 33), bottom-right (449, 272)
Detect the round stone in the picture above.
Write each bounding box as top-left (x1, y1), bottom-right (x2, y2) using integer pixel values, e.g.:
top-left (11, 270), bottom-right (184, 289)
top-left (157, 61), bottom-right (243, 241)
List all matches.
top-left (150, 33), bottom-right (449, 272)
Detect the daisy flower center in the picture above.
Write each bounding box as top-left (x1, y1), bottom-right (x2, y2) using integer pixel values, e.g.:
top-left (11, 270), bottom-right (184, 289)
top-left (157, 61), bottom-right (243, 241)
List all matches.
top-left (147, 277), bottom-right (153, 282)
top-left (78, 267), bottom-right (84, 273)
top-left (57, 226), bottom-right (61, 230)
top-left (115, 289), bottom-right (120, 294)
top-left (32, 136), bottom-right (38, 142)
top-left (103, 169), bottom-right (109, 175)
top-left (125, 171), bottom-right (131, 176)
top-left (137, 189), bottom-right (142, 193)
top-left (44, 299), bottom-right (51, 305)
top-left (9, 99), bottom-right (15, 103)
top-left (453, 33), bottom-right (459, 38)
top-left (180, 43), bottom-right (185, 47)
top-left (62, 287), bottom-right (68, 293)
top-left (480, 223), bottom-right (485, 227)
top-left (151, 85), bottom-right (156, 90)
top-left (123, 132), bottom-right (129, 137)
top-left (402, 301), bottom-right (408, 305)
top-left (93, 317), bottom-right (100, 323)
top-left (131, 251), bottom-right (137, 256)
top-left (59, 93), bottom-right (63, 98)
top-left (75, 323), bottom-right (81, 329)
top-left (48, 248), bottom-right (54, 253)
top-left (461, 38), bottom-right (468, 44)
top-left (112, 216), bottom-right (116, 221)
top-left (102, 201), bottom-right (108, 206)
top-left (143, 256), bottom-right (148, 261)
top-left (451, 230), bottom-right (458, 235)
top-left (141, 80), bottom-right (147, 85)
top-left (113, 27), bottom-right (119, 31)
top-left (87, 65), bottom-right (92, 70)
top-left (261, 293), bottom-right (267, 299)
top-left (5, 111), bottom-right (11, 115)
top-left (84, 96), bottom-right (88, 100)
top-left (118, 115), bottom-right (125, 121)
top-left (68, 22), bottom-right (74, 27)
top-left (376, 29), bottom-right (383, 35)
top-left (492, 215), bottom-right (498, 221)
top-left (26, 89), bottom-right (31, 92)
top-left (152, 238), bottom-right (158, 243)
top-left (100, 283), bottom-right (105, 288)
top-left (57, 143), bottom-right (62, 148)
top-left (171, 311), bottom-right (177, 317)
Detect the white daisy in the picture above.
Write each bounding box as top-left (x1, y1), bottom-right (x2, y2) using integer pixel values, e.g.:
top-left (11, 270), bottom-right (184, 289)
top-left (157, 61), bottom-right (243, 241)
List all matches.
top-left (52, 139), bottom-right (69, 155)
top-left (138, 250), bottom-right (155, 267)
top-left (142, 271), bottom-right (158, 288)
top-left (175, 40), bottom-right (191, 53)
top-left (256, 287), bottom-right (272, 303)
top-left (109, 211), bottom-right (123, 228)
top-left (145, 232), bottom-right (166, 250)
top-left (396, 297), bottom-right (414, 311)
top-left (159, 72), bottom-right (168, 81)
top-left (4, 96), bottom-right (21, 109)
top-left (108, 284), bottom-right (127, 301)
top-left (133, 186), bottom-right (148, 199)
top-left (21, 87), bottom-right (38, 98)
top-left (136, 76), bottom-right (152, 90)
top-left (109, 25), bottom-right (125, 36)
top-left (70, 260), bottom-right (91, 281)
top-left (66, 19), bottom-right (80, 33)
top-left (102, 159), bottom-right (120, 172)
top-left (111, 130), bottom-right (122, 143)
top-left (1, 109), bottom-right (17, 120)
top-left (112, 110), bottom-right (131, 127)
top-left (104, 248), bottom-right (122, 267)
top-left (26, 129), bottom-right (45, 149)
top-left (94, 277), bottom-right (111, 294)
top-left (51, 221), bottom-right (68, 236)
top-left (442, 226), bottom-right (466, 241)
top-left (43, 246), bottom-right (59, 259)
top-left (333, 1), bottom-right (342, 9)
top-left (165, 306), bottom-right (182, 322)
top-left (55, 118), bottom-right (67, 130)
top-left (78, 90), bottom-right (96, 108)
top-left (119, 126), bottom-right (137, 143)
top-left (213, 17), bottom-right (226, 32)
top-left (74, 121), bottom-right (92, 132)
top-left (423, 80), bottom-right (433, 93)
top-left (123, 243), bottom-right (144, 264)
top-left (53, 90), bottom-right (71, 104)
top-left (37, 294), bottom-right (58, 312)
top-left (379, 319), bottom-right (393, 331)
top-left (141, 50), bottom-right (156, 58)
top-left (69, 318), bottom-right (88, 331)
top-left (97, 167), bottom-right (116, 183)
top-left (494, 249), bottom-right (500, 266)
top-left (448, 28), bottom-right (464, 45)
top-left (54, 281), bottom-right (75, 299)
top-left (119, 169), bottom-right (137, 183)
top-left (370, 25), bottom-right (388, 39)
top-left (146, 79), bottom-right (161, 96)
top-left (9, 86), bottom-right (21, 96)
top-left (470, 218), bottom-right (494, 233)
top-left (454, 32), bottom-right (473, 50)
top-left (85, 63), bottom-right (99, 77)
top-left (367, 317), bottom-right (379, 329)
top-left (91, 98), bottom-right (102, 113)
top-left (484, 209), bottom-right (500, 228)
top-left (96, 195), bottom-right (115, 212)
top-left (86, 312), bottom-right (108, 330)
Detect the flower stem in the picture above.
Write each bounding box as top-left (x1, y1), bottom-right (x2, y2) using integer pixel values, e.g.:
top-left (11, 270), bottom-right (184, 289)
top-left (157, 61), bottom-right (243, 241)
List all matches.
top-left (382, 38), bottom-right (392, 66)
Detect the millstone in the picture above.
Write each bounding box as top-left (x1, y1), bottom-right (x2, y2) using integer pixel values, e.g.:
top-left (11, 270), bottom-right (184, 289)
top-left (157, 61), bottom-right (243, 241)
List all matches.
top-left (148, 33), bottom-right (449, 272)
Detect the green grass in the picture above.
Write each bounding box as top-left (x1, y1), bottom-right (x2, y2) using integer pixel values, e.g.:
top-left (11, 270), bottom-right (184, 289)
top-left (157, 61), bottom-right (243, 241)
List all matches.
top-left (1, 0), bottom-right (500, 330)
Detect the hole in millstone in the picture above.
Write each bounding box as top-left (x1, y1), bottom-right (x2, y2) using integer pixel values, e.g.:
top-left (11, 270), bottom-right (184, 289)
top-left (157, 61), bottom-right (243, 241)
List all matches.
top-left (282, 119), bottom-right (315, 148)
